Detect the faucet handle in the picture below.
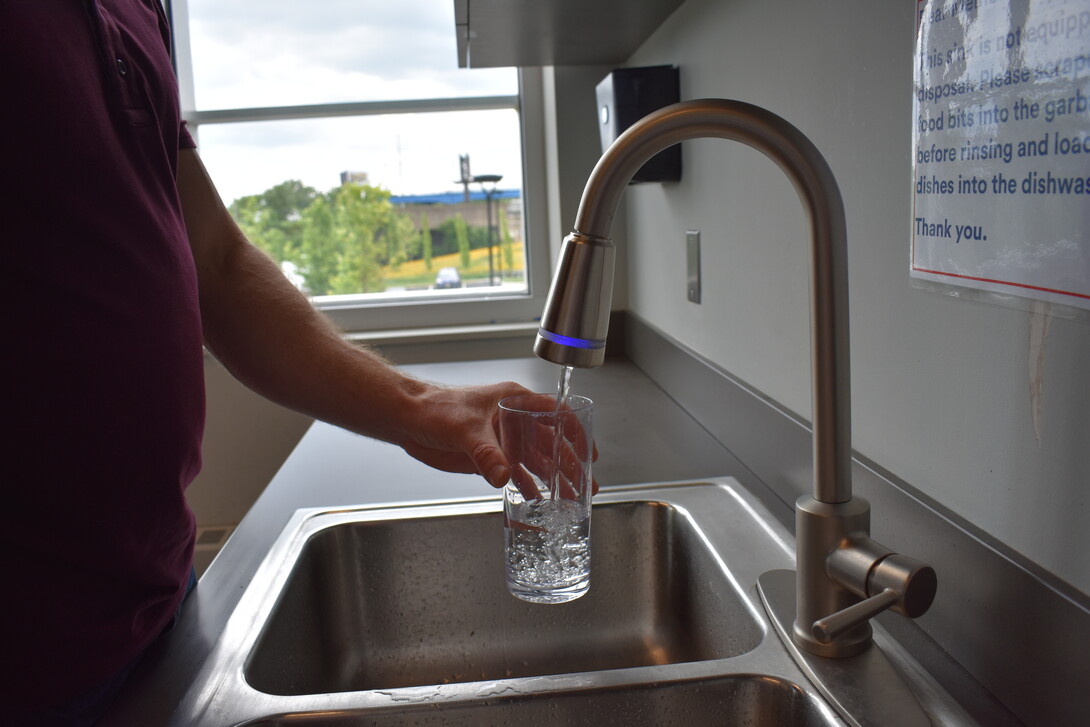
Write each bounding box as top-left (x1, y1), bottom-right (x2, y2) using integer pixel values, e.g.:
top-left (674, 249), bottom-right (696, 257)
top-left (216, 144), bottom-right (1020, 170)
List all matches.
top-left (815, 546), bottom-right (938, 644)
top-left (813, 588), bottom-right (899, 643)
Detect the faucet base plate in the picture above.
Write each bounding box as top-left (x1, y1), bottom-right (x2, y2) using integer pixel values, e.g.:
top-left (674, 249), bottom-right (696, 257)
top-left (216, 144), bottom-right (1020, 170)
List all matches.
top-left (758, 569), bottom-right (931, 727)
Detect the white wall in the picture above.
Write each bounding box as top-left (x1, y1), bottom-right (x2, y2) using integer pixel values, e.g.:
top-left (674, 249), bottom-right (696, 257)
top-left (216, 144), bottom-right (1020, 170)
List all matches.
top-left (622, 0), bottom-right (1089, 594)
top-left (185, 357), bottom-right (312, 528)
top-left (544, 65), bottom-right (630, 311)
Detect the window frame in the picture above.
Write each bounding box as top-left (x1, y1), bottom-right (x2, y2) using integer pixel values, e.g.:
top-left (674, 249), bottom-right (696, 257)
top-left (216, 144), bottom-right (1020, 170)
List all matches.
top-left (169, 0), bottom-right (553, 334)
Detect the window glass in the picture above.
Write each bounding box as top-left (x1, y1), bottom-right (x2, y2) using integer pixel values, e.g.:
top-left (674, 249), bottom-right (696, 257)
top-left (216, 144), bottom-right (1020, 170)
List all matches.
top-left (177, 0), bottom-right (542, 317)
top-left (198, 110), bottom-right (522, 203)
top-left (186, 0), bottom-right (516, 109)
top-left (197, 110), bottom-right (528, 300)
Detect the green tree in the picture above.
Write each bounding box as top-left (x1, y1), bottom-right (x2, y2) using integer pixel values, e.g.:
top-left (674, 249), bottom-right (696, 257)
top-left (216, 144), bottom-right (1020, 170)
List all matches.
top-left (326, 183), bottom-right (387, 295)
top-left (499, 204), bottom-right (514, 275)
top-left (420, 213), bottom-right (433, 271)
top-left (453, 213), bottom-right (471, 269)
top-left (228, 180), bottom-right (317, 264)
top-left (229, 179), bottom-right (421, 296)
top-left (299, 196), bottom-right (337, 295)
top-left (384, 212), bottom-right (417, 272)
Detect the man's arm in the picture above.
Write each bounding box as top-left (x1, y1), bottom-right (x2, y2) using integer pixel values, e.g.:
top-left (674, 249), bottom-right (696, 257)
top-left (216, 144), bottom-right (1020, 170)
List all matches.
top-left (176, 148), bottom-right (527, 487)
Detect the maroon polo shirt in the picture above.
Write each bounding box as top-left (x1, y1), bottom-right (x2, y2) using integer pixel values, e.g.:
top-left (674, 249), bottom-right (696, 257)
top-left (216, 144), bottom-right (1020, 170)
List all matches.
top-left (1, 0), bottom-right (204, 705)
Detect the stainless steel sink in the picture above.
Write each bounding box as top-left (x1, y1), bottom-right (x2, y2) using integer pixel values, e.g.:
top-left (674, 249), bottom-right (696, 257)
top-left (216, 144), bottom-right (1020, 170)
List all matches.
top-left (245, 500), bottom-right (763, 696)
top-left (171, 479), bottom-right (957, 726)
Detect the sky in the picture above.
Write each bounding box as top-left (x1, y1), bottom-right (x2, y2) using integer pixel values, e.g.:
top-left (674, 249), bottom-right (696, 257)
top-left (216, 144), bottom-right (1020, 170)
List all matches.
top-left (184, 0), bottom-right (524, 205)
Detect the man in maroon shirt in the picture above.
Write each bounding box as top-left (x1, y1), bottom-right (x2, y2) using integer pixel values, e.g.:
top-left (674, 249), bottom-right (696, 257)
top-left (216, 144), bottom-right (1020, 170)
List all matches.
top-left (2, 2), bottom-right (539, 723)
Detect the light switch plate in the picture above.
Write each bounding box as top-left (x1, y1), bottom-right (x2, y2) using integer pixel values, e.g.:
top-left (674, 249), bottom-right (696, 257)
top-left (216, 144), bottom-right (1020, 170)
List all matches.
top-left (686, 230), bottom-right (701, 303)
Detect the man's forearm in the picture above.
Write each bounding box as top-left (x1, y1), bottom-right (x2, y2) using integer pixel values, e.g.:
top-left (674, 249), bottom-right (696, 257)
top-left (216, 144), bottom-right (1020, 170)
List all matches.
top-left (213, 242), bottom-right (426, 440)
top-left (177, 149), bottom-right (425, 446)
top-left (176, 149), bottom-right (539, 488)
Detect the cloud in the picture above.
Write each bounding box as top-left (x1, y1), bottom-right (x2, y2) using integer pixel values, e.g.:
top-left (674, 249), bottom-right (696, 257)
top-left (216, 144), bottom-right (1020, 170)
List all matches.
top-left (183, 0), bottom-right (522, 203)
top-left (187, 0), bottom-right (514, 109)
top-left (196, 109), bottom-right (524, 204)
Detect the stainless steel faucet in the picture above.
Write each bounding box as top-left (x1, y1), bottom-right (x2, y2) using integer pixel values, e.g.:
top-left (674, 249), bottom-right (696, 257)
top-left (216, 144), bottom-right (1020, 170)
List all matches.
top-left (533, 99), bottom-right (937, 661)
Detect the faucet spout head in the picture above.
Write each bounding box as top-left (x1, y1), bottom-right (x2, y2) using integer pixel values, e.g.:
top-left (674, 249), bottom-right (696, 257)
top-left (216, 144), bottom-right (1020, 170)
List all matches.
top-left (534, 232), bottom-right (617, 369)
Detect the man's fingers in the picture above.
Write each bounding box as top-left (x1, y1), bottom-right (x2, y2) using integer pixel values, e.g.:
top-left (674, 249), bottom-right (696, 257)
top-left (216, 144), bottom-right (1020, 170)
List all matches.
top-left (511, 462), bottom-right (544, 501)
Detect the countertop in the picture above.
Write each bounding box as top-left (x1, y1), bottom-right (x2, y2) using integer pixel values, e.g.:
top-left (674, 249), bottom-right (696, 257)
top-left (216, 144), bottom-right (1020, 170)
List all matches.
top-left (100, 356), bottom-right (771, 725)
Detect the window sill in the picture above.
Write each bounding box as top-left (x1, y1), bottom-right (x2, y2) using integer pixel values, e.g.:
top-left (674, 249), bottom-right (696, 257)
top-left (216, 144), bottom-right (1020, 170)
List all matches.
top-left (203, 321), bottom-right (540, 367)
top-left (345, 320), bottom-right (538, 347)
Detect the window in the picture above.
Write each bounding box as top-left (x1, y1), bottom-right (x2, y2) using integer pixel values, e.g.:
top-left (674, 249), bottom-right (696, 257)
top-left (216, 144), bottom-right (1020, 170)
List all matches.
top-left (170, 0), bottom-right (551, 332)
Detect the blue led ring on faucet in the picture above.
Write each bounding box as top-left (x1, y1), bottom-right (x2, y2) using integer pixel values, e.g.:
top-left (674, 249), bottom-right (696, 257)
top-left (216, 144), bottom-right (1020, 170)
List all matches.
top-left (536, 329), bottom-right (607, 350)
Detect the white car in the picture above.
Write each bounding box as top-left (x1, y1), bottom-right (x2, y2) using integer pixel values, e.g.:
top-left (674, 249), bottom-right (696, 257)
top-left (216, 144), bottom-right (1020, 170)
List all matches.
top-left (434, 267), bottom-right (462, 289)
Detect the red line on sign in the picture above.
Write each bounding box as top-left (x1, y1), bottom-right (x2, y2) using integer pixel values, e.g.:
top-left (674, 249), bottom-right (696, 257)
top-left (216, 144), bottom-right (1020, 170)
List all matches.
top-left (911, 266), bottom-right (1090, 301)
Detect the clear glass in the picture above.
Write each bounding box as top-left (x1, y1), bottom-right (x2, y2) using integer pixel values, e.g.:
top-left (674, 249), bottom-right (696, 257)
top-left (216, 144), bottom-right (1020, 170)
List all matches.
top-left (498, 394), bottom-right (594, 604)
top-left (185, 0), bottom-right (517, 110)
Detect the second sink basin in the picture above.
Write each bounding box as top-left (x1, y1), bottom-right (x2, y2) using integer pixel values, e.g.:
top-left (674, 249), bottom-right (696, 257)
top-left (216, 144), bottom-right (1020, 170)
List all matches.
top-left (245, 499), bottom-right (764, 695)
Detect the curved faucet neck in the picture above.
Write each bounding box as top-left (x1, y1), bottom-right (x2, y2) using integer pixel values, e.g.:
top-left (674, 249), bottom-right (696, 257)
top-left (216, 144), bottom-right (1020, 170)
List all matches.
top-left (576, 99), bottom-right (852, 504)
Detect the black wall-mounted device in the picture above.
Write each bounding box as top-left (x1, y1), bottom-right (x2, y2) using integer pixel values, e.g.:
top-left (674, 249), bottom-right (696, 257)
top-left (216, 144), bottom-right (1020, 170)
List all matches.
top-left (595, 65), bottom-right (681, 183)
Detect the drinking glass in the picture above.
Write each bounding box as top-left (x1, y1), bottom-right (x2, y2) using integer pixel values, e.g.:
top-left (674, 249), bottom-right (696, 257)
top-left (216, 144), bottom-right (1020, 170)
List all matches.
top-left (498, 394), bottom-right (594, 604)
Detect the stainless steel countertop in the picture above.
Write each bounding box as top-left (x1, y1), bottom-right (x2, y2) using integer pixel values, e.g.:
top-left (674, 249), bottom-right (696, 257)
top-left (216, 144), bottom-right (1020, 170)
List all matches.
top-left (100, 356), bottom-right (773, 725)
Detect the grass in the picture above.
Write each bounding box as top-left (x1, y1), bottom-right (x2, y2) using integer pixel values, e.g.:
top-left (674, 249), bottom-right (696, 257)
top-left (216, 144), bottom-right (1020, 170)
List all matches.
top-left (382, 243), bottom-right (526, 288)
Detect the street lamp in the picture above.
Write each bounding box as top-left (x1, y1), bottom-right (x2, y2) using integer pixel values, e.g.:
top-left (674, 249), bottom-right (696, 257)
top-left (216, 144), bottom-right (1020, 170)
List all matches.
top-left (473, 174), bottom-right (502, 286)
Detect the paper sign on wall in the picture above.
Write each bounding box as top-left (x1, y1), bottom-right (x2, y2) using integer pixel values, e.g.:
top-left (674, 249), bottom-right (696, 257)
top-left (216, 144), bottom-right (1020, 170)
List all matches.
top-left (912, 0), bottom-right (1090, 311)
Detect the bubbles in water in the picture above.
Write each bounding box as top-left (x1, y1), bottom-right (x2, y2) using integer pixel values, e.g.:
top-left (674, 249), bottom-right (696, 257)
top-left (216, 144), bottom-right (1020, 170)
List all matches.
top-left (506, 498), bottom-right (590, 594)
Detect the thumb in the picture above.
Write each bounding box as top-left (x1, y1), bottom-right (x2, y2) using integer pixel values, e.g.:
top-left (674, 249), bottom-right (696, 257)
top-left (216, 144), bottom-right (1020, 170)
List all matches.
top-left (473, 441), bottom-right (510, 489)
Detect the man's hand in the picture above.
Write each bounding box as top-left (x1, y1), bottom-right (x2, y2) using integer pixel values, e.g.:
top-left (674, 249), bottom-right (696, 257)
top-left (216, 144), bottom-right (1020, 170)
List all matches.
top-left (497, 393), bottom-right (598, 501)
top-left (400, 385), bottom-right (599, 499)
top-left (396, 381), bottom-right (537, 489)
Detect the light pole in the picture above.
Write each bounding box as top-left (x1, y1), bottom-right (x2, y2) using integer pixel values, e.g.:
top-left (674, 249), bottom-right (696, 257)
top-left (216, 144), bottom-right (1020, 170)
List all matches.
top-left (473, 174), bottom-right (502, 286)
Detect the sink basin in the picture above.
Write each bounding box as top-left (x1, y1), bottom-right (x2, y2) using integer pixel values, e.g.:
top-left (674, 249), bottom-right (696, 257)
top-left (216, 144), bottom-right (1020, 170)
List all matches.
top-left (246, 500), bottom-right (763, 695)
top-left (237, 675), bottom-right (834, 726)
top-left (169, 480), bottom-right (860, 726)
